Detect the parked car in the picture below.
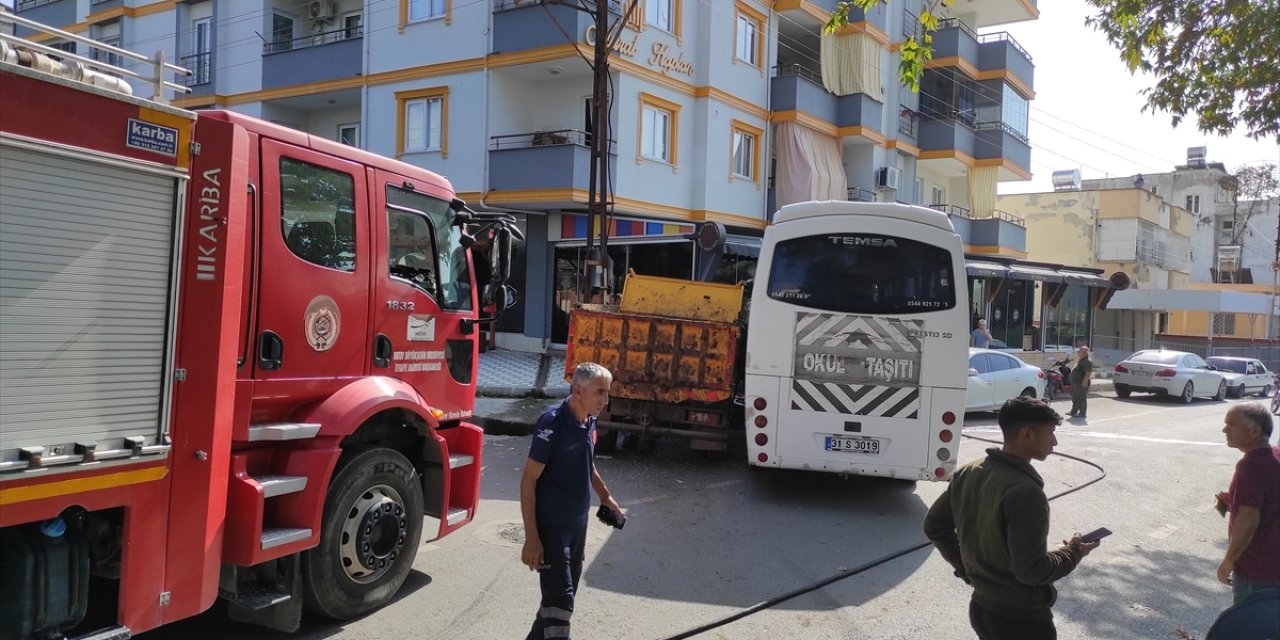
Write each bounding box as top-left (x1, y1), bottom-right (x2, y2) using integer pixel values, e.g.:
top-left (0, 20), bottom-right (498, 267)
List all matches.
top-left (1113, 350), bottom-right (1227, 403)
top-left (1205, 357), bottom-right (1274, 398)
top-left (966, 349), bottom-right (1047, 411)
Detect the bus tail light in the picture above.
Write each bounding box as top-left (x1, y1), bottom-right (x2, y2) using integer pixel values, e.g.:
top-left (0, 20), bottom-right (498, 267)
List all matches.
top-left (942, 411), bottom-right (956, 425)
top-left (755, 433), bottom-right (768, 446)
top-left (758, 453), bottom-right (769, 463)
top-left (939, 429), bottom-right (953, 443)
top-left (754, 415), bottom-right (768, 428)
top-left (936, 447), bottom-right (951, 461)
top-left (934, 467), bottom-right (946, 479)
top-left (753, 397), bottom-right (767, 411)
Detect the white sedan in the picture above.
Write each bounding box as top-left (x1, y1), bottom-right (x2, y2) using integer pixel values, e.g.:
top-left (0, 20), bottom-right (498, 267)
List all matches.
top-left (1113, 350), bottom-right (1227, 403)
top-left (966, 349), bottom-right (1047, 412)
top-left (1205, 356), bottom-right (1275, 398)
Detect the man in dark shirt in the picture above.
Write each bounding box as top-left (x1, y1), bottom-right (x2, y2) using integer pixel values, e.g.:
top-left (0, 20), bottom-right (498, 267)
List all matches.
top-left (520, 362), bottom-right (622, 640)
top-left (1214, 402), bottom-right (1280, 605)
top-left (924, 397), bottom-right (1100, 639)
top-left (1066, 346), bottom-right (1093, 420)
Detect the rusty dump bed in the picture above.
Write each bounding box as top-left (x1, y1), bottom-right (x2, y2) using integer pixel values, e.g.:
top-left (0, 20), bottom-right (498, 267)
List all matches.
top-left (565, 273), bottom-right (744, 405)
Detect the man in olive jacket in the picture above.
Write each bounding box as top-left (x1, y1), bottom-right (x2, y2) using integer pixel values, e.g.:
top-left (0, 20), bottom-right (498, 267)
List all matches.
top-left (924, 397), bottom-right (1101, 639)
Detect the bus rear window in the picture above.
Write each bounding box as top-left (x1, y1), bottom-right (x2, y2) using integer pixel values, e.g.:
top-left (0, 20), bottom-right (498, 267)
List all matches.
top-left (766, 234), bottom-right (956, 314)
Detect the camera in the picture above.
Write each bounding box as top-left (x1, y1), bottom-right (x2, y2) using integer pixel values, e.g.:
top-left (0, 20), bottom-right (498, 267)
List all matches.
top-left (596, 505), bottom-right (626, 530)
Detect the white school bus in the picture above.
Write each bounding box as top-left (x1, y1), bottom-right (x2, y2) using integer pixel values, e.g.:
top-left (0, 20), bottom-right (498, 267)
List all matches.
top-left (744, 201), bottom-right (968, 480)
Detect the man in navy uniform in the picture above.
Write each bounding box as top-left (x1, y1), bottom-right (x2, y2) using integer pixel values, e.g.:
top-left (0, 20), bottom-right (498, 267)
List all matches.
top-left (520, 362), bottom-right (623, 640)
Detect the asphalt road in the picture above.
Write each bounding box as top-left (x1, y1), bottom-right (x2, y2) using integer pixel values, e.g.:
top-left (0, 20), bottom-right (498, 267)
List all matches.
top-left (147, 391), bottom-right (1276, 640)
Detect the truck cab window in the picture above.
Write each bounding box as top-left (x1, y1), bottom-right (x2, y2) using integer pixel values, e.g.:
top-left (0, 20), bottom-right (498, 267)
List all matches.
top-left (386, 186), bottom-right (472, 311)
top-left (280, 157), bottom-right (356, 271)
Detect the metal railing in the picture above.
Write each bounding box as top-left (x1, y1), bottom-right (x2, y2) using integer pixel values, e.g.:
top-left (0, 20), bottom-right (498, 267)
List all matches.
top-left (937, 17), bottom-right (978, 42)
top-left (977, 31), bottom-right (1033, 61)
top-left (488, 129), bottom-right (616, 153)
top-left (929, 203), bottom-right (971, 219)
top-left (991, 209), bottom-right (1026, 227)
top-left (179, 51), bottom-right (211, 86)
top-left (902, 8), bottom-right (920, 41)
top-left (847, 187), bottom-right (875, 202)
top-left (898, 107), bottom-right (918, 137)
top-left (16, 0), bottom-right (61, 10)
top-left (974, 119), bottom-right (1029, 144)
top-left (0, 12), bottom-right (190, 103)
top-left (263, 25), bottom-right (362, 55)
top-left (772, 63), bottom-right (822, 85)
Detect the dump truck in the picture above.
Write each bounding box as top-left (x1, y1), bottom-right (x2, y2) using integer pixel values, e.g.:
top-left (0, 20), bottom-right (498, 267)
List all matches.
top-left (564, 271), bottom-right (745, 452)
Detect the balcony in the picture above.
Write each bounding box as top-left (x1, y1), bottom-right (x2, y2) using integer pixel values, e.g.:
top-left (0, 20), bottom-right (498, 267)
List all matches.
top-left (771, 65), bottom-right (837, 124)
top-left (918, 116), bottom-right (976, 157)
top-left (492, 0), bottom-right (608, 55)
top-left (487, 130), bottom-right (617, 206)
top-left (261, 26), bottom-right (362, 90)
top-left (974, 121), bottom-right (1031, 177)
top-left (931, 19), bottom-right (1034, 93)
top-left (838, 92), bottom-right (883, 131)
top-left (808, 0), bottom-right (890, 34)
top-left (179, 51), bottom-right (213, 94)
top-left (933, 18), bottom-right (981, 64)
top-left (978, 32), bottom-right (1034, 92)
top-left (932, 204), bottom-right (1026, 252)
top-left (13, 0), bottom-right (75, 36)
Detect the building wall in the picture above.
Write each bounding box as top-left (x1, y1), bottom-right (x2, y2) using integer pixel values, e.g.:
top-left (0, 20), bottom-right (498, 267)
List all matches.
top-left (1166, 282), bottom-right (1279, 339)
top-left (997, 191), bottom-right (1097, 269)
top-left (1215, 197), bottom-right (1279, 281)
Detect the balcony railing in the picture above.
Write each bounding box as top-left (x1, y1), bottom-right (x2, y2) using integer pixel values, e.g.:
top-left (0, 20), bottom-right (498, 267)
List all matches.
top-left (772, 63), bottom-right (822, 85)
top-left (847, 187), bottom-right (875, 202)
top-left (898, 107), bottom-right (918, 137)
top-left (902, 8), bottom-right (920, 41)
top-left (977, 31), bottom-right (1032, 62)
top-left (180, 51), bottom-right (211, 86)
top-left (264, 25), bottom-right (362, 55)
top-left (937, 17), bottom-right (979, 42)
top-left (930, 204), bottom-right (971, 219)
top-left (16, 0), bottom-right (60, 10)
top-left (991, 209), bottom-right (1026, 227)
top-left (489, 129), bottom-right (615, 153)
top-left (974, 119), bottom-right (1029, 144)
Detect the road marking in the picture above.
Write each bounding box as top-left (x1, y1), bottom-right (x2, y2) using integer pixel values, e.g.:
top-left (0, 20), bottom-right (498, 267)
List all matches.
top-left (963, 426), bottom-right (1221, 447)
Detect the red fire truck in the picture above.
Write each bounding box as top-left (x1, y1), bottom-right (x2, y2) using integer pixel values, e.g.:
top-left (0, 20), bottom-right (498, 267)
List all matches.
top-left (0, 17), bottom-right (517, 639)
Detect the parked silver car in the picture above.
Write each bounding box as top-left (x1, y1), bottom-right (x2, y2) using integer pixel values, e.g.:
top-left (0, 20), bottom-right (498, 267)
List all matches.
top-left (1205, 357), bottom-right (1275, 398)
top-left (1113, 350), bottom-right (1227, 403)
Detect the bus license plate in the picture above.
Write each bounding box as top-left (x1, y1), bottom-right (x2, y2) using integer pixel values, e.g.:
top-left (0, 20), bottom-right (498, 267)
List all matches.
top-left (825, 436), bottom-right (881, 455)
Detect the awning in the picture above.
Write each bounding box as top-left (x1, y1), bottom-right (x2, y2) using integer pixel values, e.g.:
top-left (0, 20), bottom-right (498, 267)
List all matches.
top-left (1060, 271), bottom-right (1112, 288)
top-left (966, 261), bottom-right (1010, 278)
top-left (1107, 289), bottom-right (1276, 314)
top-left (1007, 265), bottom-right (1065, 283)
top-left (724, 235), bottom-right (761, 258)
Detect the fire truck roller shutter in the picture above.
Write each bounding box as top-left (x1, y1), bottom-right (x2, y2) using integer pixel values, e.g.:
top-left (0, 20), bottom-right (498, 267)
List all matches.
top-left (0, 142), bottom-right (180, 464)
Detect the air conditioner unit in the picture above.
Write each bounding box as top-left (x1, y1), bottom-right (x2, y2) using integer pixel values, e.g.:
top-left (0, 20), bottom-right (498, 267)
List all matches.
top-left (876, 166), bottom-right (900, 191)
top-left (308, 0), bottom-right (337, 20)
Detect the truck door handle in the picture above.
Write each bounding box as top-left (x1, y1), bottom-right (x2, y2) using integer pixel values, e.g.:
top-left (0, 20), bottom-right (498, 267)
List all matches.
top-left (373, 334), bottom-right (392, 368)
top-left (258, 331), bottom-right (283, 371)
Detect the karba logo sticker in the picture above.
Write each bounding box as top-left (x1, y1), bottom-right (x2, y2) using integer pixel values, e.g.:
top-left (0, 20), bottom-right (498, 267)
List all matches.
top-left (304, 295), bottom-right (341, 351)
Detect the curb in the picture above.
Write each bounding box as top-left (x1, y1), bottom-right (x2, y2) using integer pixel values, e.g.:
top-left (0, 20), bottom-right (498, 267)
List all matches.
top-left (473, 415), bottom-right (536, 437)
top-left (476, 385), bottom-right (570, 399)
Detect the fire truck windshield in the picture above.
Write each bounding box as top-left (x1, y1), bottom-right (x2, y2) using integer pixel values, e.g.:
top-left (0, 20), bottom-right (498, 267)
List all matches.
top-left (386, 186), bottom-right (472, 311)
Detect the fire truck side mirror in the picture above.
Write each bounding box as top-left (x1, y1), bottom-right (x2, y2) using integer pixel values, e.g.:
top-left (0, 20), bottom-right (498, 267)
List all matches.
top-left (492, 228), bottom-right (514, 284)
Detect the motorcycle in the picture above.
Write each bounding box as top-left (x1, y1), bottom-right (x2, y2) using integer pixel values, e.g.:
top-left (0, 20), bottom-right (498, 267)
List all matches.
top-left (1043, 358), bottom-right (1073, 400)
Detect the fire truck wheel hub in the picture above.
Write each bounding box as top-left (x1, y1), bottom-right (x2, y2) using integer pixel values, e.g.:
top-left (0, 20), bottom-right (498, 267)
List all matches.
top-left (339, 484), bottom-right (408, 584)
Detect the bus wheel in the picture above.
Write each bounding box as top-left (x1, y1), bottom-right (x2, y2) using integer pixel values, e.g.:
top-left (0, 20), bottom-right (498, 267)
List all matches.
top-left (302, 447), bottom-right (424, 620)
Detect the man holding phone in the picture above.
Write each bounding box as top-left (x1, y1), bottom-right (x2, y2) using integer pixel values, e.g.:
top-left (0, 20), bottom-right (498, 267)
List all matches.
top-left (924, 397), bottom-right (1101, 639)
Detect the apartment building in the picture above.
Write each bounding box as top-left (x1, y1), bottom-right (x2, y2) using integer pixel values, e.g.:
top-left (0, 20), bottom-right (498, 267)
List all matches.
top-left (15, 0), bottom-right (1040, 347)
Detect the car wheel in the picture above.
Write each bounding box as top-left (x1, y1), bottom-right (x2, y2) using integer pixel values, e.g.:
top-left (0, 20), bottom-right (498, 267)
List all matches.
top-left (1115, 384), bottom-right (1131, 399)
top-left (1257, 385), bottom-right (1272, 398)
top-left (1181, 382), bottom-right (1195, 404)
top-left (1229, 384), bottom-right (1245, 398)
top-left (1020, 387), bottom-right (1037, 399)
top-left (1214, 381), bottom-right (1228, 402)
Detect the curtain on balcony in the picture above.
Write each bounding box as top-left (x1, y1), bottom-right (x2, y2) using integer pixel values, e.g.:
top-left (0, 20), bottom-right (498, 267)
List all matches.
top-left (819, 32), bottom-right (884, 100)
top-left (774, 122), bottom-right (846, 208)
top-left (967, 165), bottom-right (998, 218)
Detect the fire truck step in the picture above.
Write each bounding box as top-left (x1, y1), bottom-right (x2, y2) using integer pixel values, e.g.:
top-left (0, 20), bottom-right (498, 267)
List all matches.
top-left (261, 528), bottom-right (311, 550)
top-left (247, 423), bottom-right (321, 442)
top-left (447, 453), bottom-right (475, 469)
top-left (256, 475), bottom-right (308, 498)
top-left (227, 581), bottom-right (292, 611)
top-left (69, 625), bottom-right (131, 640)
top-left (446, 508), bottom-right (469, 526)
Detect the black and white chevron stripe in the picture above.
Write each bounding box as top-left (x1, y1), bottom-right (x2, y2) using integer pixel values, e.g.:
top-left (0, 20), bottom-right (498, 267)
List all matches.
top-left (790, 380), bottom-right (921, 418)
top-left (794, 313), bottom-right (922, 352)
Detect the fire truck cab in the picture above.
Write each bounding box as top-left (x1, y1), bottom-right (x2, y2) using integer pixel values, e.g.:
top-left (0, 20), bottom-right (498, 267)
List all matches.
top-left (0, 16), bottom-right (514, 639)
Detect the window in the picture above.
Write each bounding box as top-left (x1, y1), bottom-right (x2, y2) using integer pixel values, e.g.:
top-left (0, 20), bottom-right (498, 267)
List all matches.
top-left (270, 13), bottom-right (295, 53)
top-left (1151, 186), bottom-right (1158, 195)
top-left (190, 18), bottom-right (212, 85)
top-left (387, 185), bottom-right (471, 310)
top-left (735, 2), bottom-right (766, 68)
top-left (646, 0), bottom-right (674, 33)
top-left (47, 40), bottom-right (76, 61)
top-left (766, 233), bottom-right (956, 314)
top-left (279, 158), bottom-right (356, 272)
top-left (342, 12), bottom-right (363, 39)
top-left (1222, 220), bottom-right (1234, 229)
top-left (1185, 194), bottom-right (1200, 214)
top-left (622, 0), bottom-right (642, 31)
top-left (397, 87), bottom-right (448, 157)
top-left (969, 354), bottom-right (993, 374)
top-left (1213, 314), bottom-right (1236, 335)
top-left (639, 93), bottom-right (680, 166)
top-left (92, 21), bottom-right (122, 67)
top-left (338, 123), bottom-right (360, 147)
top-left (408, 0), bottom-right (447, 22)
top-left (931, 186), bottom-right (946, 206)
top-left (999, 83), bottom-right (1030, 141)
top-left (730, 120), bottom-right (762, 181)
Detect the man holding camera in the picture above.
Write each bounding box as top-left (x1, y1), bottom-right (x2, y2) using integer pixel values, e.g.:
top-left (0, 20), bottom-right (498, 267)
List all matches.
top-left (924, 397), bottom-right (1100, 639)
top-left (520, 362), bottom-right (624, 640)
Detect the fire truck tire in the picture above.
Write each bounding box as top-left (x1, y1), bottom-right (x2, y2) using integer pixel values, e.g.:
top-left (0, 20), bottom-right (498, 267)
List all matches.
top-left (301, 446), bottom-right (425, 620)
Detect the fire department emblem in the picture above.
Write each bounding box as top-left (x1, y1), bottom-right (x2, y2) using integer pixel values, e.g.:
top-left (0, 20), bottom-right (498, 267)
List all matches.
top-left (304, 295), bottom-right (341, 352)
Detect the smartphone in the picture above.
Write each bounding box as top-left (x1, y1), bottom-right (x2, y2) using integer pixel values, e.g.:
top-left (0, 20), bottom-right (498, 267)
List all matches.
top-left (1080, 527), bottom-right (1112, 544)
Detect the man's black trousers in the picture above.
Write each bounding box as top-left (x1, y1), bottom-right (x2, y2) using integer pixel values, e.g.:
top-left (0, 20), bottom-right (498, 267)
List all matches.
top-left (969, 599), bottom-right (1056, 640)
top-left (526, 524), bottom-right (588, 640)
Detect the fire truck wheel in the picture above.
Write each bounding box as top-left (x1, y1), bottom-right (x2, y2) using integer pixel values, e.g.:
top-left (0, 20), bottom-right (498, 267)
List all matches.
top-left (302, 446), bottom-right (425, 620)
